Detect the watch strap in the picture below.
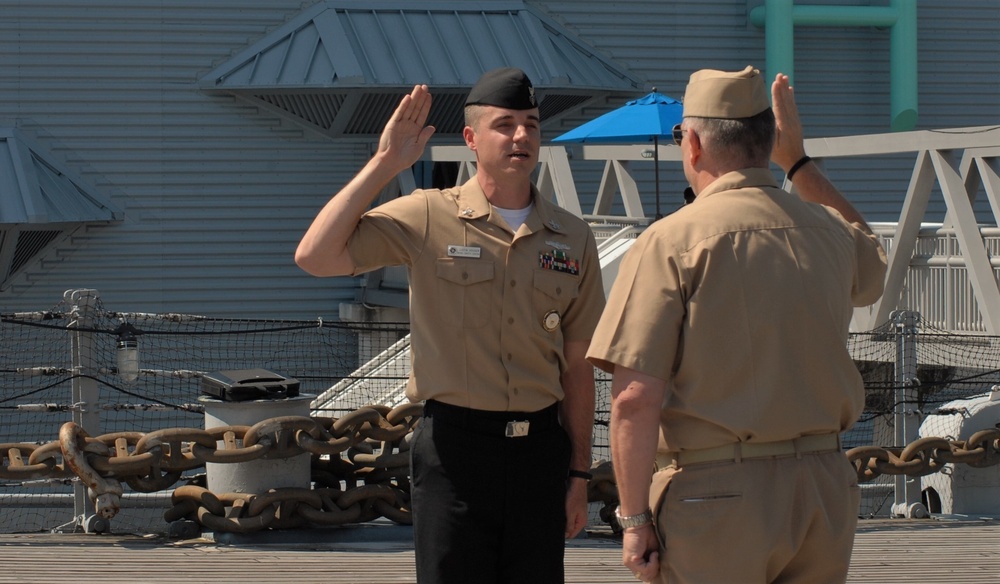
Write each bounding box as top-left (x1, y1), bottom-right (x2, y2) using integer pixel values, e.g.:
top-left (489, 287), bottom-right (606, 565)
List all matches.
top-left (615, 506), bottom-right (653, 529)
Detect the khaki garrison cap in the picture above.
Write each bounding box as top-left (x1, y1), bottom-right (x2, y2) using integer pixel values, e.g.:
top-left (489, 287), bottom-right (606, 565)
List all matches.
top-left (682, 65), bottom-right (770, 119)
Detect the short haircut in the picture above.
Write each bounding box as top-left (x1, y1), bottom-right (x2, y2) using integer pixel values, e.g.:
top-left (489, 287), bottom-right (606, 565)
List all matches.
top-left (464, 104), bottom-right (487, 131)
top-left (686, 109), bottom-right (776, 169)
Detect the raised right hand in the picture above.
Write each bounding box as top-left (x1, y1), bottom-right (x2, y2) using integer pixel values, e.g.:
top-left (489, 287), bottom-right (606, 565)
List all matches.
top-left (377, 84), bottom-right (437, 173)
top-left (770, 73), bottom-right (806, 172)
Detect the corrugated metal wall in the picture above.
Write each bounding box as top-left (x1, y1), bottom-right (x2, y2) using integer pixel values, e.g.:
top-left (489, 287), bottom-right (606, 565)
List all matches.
top-left (0, 0), bottom-right (997, 319)
top-left (0, 1), bottom-right (371, 318)
top-left (542, 0), bottom-right (1000, 222)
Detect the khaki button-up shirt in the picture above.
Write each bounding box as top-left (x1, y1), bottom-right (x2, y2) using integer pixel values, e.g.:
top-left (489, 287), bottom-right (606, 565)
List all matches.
top-left (348, 177), bottom-right (606, 412)
top-left (588, 169), bottom-right (887, 451)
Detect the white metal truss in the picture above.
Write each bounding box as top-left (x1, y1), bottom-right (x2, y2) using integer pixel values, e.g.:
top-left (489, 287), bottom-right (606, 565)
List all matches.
top-left (362, 126), bottom-right (1000, 335)
top-left (555, 126), bottom-right (1000, 334)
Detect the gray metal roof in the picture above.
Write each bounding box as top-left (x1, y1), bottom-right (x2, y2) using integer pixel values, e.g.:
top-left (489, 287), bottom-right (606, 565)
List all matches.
top-left (0, 128), bottom-right (121, 226)
top-left (198, 0), bottom-right (644, 137)
top-left (0, 128), bottom-right (122, 289)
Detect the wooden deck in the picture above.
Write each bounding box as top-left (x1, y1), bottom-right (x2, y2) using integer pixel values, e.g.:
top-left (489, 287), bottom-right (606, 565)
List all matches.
top-left (1, 518), bottom-right (998, 583)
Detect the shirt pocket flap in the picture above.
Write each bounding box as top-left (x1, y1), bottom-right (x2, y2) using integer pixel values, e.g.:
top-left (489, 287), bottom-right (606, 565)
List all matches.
top-left (436, 258), bottom-right (494, 286)
top-left (533, 270), bottom-right (580, 300)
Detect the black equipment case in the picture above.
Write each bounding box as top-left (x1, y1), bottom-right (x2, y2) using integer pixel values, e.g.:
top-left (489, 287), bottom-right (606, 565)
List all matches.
top-left (200, 368), bottom-right (300, 401)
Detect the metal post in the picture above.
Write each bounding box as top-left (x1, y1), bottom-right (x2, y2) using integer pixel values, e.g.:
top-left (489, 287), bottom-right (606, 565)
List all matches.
top-left (748, 1), bottom-right (918, 131)
top-left (762, 0), bottom-right (795, 86)
top-left (890, 309), bottom-right (928, 518)
top-left (66, 289), bottom-right (106, 532)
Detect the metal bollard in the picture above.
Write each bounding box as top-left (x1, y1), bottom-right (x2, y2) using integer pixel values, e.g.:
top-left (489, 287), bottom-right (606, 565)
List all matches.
top-left (199, 369), bottom-right (313, 494)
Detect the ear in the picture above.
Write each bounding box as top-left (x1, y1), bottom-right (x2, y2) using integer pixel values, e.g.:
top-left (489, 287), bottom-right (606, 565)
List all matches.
top-left (463, 125), bottom-right (477, 150)
top-left (687, 127), bottom-right (702, 166)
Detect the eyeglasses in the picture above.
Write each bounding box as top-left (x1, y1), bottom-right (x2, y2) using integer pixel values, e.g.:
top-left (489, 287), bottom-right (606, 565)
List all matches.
top-left (672, 123), bottom-right (686, 146)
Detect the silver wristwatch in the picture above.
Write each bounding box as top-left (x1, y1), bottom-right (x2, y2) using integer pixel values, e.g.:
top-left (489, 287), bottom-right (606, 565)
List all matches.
top-left (615, 506), bottom-right (653, 529)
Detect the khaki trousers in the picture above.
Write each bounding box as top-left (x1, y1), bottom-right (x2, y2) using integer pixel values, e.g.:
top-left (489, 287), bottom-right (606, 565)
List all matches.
top-left (650, 451), bottom-right (860, 584)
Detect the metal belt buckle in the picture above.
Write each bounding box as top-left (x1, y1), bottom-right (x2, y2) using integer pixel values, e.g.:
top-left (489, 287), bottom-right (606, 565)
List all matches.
top-left (505, 420), bottom-right (530, 438)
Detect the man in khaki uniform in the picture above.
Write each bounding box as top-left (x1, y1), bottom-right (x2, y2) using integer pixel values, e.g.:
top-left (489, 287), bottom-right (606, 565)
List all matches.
top-left (295, 67), bottom-right (605, 583)
top-left (587, 67), bottom-right (887, 583)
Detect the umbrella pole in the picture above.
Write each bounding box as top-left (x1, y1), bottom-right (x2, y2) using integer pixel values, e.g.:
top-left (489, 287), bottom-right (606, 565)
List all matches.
top-left (654, 136), bottom-right (661, 219)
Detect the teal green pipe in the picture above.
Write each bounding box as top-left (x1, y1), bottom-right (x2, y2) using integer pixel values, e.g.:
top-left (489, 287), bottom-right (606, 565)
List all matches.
top-left (749, 0), bottom-right (918, 131)
top-left (763, 0), bottom-right (795, 85)
top-left (890, 0), bottom-right (918, 132)
top-left (753, 6), bottom-right (899, 28)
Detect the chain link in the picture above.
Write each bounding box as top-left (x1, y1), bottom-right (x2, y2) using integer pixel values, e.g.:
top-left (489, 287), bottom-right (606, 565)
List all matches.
top-left (1, 404), bottom-right (421, 532)
top-left (587, 432), bottom-right (1000, 534)
top-left (846, 428), bottom-right (1000, 483)
top-left (587, 460), bottom-right (620, 528)
top-left (9, 407), bottom-right (997, 533)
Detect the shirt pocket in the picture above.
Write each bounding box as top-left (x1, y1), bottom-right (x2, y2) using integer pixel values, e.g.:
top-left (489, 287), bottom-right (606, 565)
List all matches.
top-left (436, 258), bottom-right (494, 328)
top-left (532, 269), bottom-right (580, 333)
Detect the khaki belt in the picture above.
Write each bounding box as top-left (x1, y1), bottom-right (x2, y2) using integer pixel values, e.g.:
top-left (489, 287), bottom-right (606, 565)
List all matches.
top-left (655, 433), bottom-right (842, 470)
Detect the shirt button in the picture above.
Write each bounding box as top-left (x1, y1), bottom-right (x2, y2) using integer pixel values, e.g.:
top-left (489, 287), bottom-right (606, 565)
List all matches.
top-left (510, 280), bottom-right (516, 287)
top-left (462, 272), bottom-right (469, 280)
top-left (507, 317), bottom-right (514, 324)
top-left (555, 287), bottom-right (562, 295)
top-left (506, 353), bottom-right (513, 361)
top-left (512, 387), bottom-right (520, 395)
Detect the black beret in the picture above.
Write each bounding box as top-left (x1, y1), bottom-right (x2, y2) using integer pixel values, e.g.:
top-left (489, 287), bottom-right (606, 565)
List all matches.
top-left (465, 67), bottom-right (538, 110)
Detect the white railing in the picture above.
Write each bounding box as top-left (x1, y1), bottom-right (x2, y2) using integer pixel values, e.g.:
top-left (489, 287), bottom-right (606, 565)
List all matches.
top-left (874, 224), bottom-right (1000, 333)
top-left (556, 127), bottom-right (1000, 334)
top-left (357, 126), bottom-right (1000, 335)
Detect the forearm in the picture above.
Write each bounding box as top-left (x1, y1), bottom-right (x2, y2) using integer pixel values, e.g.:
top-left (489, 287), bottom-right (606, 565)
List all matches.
top-left (609, 367), bottom-right (665, 515)
top-left (770, 73), bottom-right (872, 234)
top-left (560, 340), bottom-right (596, 472)
top-left (295, 152), bottom-right (402, 277)
top-left (786, 160), bottom-right (872, 233)
top-left (296, 84), bottom-right (434, 277)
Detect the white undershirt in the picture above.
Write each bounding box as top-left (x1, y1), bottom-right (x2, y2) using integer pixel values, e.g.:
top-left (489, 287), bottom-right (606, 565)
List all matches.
top-left (493, 202), bottom-right (534, 231)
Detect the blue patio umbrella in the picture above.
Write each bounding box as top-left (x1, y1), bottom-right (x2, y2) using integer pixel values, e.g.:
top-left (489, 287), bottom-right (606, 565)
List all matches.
top-left (552, 91), bottom-right (683, 218)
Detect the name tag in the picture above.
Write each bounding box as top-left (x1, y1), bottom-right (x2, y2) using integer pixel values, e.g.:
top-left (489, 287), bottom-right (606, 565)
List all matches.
top-left (447, 245), bottom-right (481, 259)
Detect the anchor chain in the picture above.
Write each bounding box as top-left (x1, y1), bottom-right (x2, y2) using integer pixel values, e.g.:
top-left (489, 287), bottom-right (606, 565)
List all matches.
top-left (846, 428), bottom-right (1000, 483)
top-left (13, 406), bottom-right (994, 533)
top-left (586, 431), bottom-right (1000, 534)
top-left (1, 403), bottom-right (423, 531)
